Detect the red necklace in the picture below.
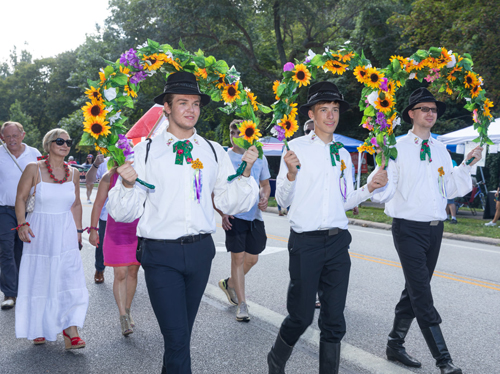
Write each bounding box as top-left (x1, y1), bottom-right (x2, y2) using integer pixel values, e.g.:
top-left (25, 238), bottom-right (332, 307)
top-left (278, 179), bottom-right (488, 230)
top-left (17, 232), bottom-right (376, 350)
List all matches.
top-left (44, 158), bottom-right (70, 184)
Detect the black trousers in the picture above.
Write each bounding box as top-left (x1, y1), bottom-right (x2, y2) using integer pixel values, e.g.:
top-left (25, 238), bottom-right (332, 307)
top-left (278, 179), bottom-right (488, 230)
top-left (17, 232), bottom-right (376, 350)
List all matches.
top-left (141, 235), bottom-right (216, 374)
top-left (279, 229), bottom-right (352, 346)
top-left (0, 206), bottom-right (23, 297)
top-left (391, 218), bottom-right (443, 329)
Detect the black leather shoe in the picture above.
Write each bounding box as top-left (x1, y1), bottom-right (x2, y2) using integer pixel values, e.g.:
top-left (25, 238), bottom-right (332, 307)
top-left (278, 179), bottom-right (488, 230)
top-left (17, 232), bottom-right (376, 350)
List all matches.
top-left (421, 325), bottom-right (462, 374)
top-left (386, 318), bottom-right (421, 367)
top-left (319, 341), bottom-right (340, 374)
top-left (267, 334), bottom-right (293, 374)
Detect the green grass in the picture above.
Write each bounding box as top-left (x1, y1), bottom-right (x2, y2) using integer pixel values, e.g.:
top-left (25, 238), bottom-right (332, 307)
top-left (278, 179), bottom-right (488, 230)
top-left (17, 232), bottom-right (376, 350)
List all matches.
top-left (268, 197), bottom-right (278, 208)
top-left (346, 206), bottom-right (500, 240)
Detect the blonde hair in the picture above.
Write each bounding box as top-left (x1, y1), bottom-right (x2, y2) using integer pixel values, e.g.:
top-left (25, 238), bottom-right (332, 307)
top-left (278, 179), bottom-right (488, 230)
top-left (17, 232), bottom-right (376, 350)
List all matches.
top-left (1, 121), bottom-right (24, 135)
top-left (42, 128), bottom-right (69, 153)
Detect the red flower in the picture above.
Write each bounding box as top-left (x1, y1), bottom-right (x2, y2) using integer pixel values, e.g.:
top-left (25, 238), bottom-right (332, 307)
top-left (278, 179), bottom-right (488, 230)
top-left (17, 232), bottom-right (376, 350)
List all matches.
top-left (178, 150), bottom-right (183, 154)
top-left (186, 158), bottom-right (193, 163)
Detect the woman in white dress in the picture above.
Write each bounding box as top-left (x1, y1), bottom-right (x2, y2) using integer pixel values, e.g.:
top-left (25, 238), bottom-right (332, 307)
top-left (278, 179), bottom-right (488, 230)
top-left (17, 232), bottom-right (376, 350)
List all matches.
top-left (15, 128), bottom-right (88, 349)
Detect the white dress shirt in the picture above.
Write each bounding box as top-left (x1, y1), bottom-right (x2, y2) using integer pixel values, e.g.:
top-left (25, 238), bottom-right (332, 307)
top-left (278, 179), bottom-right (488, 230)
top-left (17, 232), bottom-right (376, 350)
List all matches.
top-left (107, 129), bottom-right (259, 240)
top-left (371, 131), bottom-right (473, 222)
top-left (276, 131), bottom-right (373, 232)
top-left (0, 144), bottom-right (41, 206)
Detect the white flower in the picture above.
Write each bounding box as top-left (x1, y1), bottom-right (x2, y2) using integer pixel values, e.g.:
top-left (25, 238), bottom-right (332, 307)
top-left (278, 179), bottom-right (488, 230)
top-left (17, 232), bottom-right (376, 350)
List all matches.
top-left (446, 52), bottom-right (456, 68)
top-left (104, 87), bottom-right (117, 101)
top-left (325, 47), bottom-right (330, 53)
top-left (270, 127), bottom-right (279, 136)
top-left (146, 70), bottom-right (157, 77)
top-left (305, 49), bottom-right (316, 63)
top-left (465, 98), bottom-right (471, 102)
top-left (136, 42), bottom-right (148, 49)
top-left (344, 40), bottom-right (351, 45)
top-left (366, 63), bottom-right (372, 68)
top-left (393, 117), bottom-right (401, 128)
top-left (165, 50), bottom-right (173, 59)
top-left (367, 91), bottom-right (378, 107)
top-left (109, 111), bottom-right (122, 125)
top-left (409, 73), bottom-right (416, 79)
top-left (479, 76), bottom-right (484, 86)
top-left (241, 101), bottom-right (247, 105)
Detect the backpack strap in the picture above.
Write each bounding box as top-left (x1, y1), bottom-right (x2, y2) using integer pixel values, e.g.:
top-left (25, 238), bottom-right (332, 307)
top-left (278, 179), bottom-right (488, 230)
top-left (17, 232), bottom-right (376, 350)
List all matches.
top-left (200, 136), bottom-right (218, 163)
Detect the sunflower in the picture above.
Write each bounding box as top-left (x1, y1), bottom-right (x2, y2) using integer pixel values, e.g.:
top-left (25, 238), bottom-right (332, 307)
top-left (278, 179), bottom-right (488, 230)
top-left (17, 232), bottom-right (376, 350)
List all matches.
top-left (464, 72), bottom-right (478, 89)
top-left (288, 102), bottom-right (298, 118)
top-left (124, 85), bottom-right (137, 98)
top-left (390, 55), bottom-right (406, 69)
top-left (195, 68), bottom-right (208, 80)
top-left (354, 66), bottom-right (368, 84)
top-left (483, 98), bottom-right (494, 119)
top-left (119, 66), bottom-right (130, 76)
top-left (222, 83), bottom-right (241, 103)
top-left (163, 56), bottom-right (182, 71)
top-left (375, 94), bottom-right (394, 114)
top-left (279, 114), bottom-right (299, 138)
top-left (85, 87), bottom-right (102, 101)
top-left (292, 64), bottom-right (311, 87)
top-left (215, 74), bottom-right (226, 89)
top-left (82, 99), bottom-right (108, 120)
top-left (446, 66), bottom-right (462, 82)
top-left (142, 54), bottom-right (164, 71)
top-left (98, 71), bottom-right (106, 86)
top-left (470, 85), bottom-right (482, 98)
top-left (365, 68), bottom-right (384, 89)
top-left (338, 51), bottom-right (355, 62)
top-left (94, 144), bottom-right (109, 155)
top-left (445, 83), bottom-right (453, 95)
top-left (435, 48), bottom-right (452, 68)
top-left (323, 60), bottom-right (349, 75)
top-left (272, 80), bottom-right (281, 100)
top-left (245, 89), bottom-right (259, 111)
top-left (386, 80), bottom-right (396, 96)
top-left (238, 120), bottom-right (262, 144)
top-left (83, 117), bottom-right (111, 139)
top-left (357, 143), bottom-right (375, 155)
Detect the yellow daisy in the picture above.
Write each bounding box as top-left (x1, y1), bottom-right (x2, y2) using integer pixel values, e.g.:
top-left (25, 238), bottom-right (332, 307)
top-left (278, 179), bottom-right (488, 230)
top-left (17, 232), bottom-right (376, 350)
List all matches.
top-left (279, 114), bottom-right (299, 138)
top-left (239, 120), bottom-right (262, 144)
top-left (191, 158), bottom-right (204, 170)
top-left (292, 64), bottom-right (312, 87)
top-left (365, 68), bottom-right (384, 89)
top-left (82, 99), bottom-right (108, 120)
top-left (83, 117), bottom-right (111, 139)
top-left (85, 87), bottom-right (102, 101)
top-left (353, 66), bottom-right (369, 84)
top-left (222, 83), bottom-right (241, 103)
top-left (375, 94), bottom-right (394, 114)
top-left (483, 99), bottom-right (494, 119)
top-left (323, 60), bottom-right (349, 75)
top-left (142, 54), bottom-right (164, 71)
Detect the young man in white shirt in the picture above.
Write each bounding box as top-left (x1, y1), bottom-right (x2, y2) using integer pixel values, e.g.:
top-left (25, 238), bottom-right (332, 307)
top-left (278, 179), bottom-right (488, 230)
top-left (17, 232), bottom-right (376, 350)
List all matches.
top-left (0, 122), bottom-right (41, 310)
top-left (372, 88), bottom-right (482, 374)
top-left (107, 72), bottom-right (259, 374)
top-left (217, 120), bottom-right (271, 322)
top-left (267, 81), bottom-right (388, 374)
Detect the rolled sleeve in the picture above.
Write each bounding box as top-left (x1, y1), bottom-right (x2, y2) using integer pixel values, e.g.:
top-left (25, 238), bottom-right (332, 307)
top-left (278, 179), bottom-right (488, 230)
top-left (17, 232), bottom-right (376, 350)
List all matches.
top-left (107, 178), bottom-right (147, 223)
top-left (446, 162), bottom-right (473, 198)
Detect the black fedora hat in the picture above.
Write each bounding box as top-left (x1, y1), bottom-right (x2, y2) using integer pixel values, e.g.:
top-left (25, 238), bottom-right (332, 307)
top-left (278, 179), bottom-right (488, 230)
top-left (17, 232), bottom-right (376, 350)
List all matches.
top-left (402, 87), bottom-right (446, 124)
top-left (298, 81), bottom-right (350, 117)
top-left (154, 72), bottom-right (211, 106)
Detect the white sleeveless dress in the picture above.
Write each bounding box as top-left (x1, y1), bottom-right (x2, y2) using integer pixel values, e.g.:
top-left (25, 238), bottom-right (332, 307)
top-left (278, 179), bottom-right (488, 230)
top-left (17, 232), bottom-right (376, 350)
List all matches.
top-left (15, 168), bottom-right (89, 341)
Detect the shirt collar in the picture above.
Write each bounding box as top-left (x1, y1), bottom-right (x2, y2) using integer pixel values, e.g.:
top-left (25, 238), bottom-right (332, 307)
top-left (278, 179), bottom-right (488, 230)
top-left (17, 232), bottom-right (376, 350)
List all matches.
top-left (309, 130), bottom-right (336, 145)
top-left (164, 128), bottom-right (200, 147)
top-left (408, 130), bottom-right (434, 147)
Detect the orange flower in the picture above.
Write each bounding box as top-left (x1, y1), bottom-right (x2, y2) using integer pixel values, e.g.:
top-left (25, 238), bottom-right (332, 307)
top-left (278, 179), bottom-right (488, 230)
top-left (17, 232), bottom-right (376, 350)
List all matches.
top-left (470, 85), bottom-right (482, 98)
top-left (483, 99), bottom-right (494, 119)
top-left (354, 66), bottom-right (368, 84)
top-left (272, 80), bottom-right (281, 100)
top-left (323, 60), bottom-right (349, 75)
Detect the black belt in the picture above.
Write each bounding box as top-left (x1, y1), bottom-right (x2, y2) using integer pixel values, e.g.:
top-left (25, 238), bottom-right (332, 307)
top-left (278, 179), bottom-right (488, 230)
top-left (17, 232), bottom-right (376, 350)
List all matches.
top-left (393, 218), bottom-right (441, 226)
top-left (142, 233), bottom-right (210, 245)
top-left (0, 206), bottom-right (15, 211)
top-left (293, 228), bottom-right (344, 236)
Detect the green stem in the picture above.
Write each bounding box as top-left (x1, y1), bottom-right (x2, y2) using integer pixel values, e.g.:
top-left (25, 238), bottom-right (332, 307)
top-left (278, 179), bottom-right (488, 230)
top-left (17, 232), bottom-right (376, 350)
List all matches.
top-left (136, 177), bottom-right (155, 190)
top-left (283, 139), bottom-right (300, 170)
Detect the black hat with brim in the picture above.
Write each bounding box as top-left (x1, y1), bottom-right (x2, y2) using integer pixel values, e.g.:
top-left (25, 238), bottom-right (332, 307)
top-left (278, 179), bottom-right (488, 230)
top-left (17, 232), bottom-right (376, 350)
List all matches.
top-left (402, 87), bottom-right (446, 124)
top-left (153, 71), bottom-right (211, 106)
top-left (298, 81), bottom-right (350, 117)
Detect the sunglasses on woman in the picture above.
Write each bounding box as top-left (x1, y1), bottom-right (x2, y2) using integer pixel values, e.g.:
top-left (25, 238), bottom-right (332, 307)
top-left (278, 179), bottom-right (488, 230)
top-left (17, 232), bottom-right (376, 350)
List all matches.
top-left (52, 138), bottom-right (73, 147)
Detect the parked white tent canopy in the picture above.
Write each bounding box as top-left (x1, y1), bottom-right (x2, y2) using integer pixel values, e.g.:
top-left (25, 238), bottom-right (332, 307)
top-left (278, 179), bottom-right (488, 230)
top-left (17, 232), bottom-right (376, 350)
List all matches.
top-left (436, 118), bottom-right (500, 145)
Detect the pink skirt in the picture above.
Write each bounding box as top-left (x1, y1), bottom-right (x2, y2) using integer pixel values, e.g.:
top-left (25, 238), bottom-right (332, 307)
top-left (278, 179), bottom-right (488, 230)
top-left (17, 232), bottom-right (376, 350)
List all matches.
top-left (102, 215), bottom-right (140, 267)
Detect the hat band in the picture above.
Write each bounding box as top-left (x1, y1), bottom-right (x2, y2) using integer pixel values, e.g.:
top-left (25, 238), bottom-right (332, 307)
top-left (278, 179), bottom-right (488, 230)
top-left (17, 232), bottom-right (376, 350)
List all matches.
top-left (164, 82), bottom-right (201, 93)
top-left (308, 91), bottom-right (344, 103)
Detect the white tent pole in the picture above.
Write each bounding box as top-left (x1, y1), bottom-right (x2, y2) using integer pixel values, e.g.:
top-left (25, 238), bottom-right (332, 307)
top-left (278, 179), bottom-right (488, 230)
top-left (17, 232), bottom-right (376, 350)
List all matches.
top-left (356, 151), bottom-right (362, 190)
top-left (146, 112), bottom-right (165, 139)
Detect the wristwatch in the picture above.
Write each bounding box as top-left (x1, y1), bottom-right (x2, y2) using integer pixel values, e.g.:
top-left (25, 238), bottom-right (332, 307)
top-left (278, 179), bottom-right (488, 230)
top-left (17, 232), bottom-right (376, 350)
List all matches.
top-left (77, 229), bottom-right (85, 233)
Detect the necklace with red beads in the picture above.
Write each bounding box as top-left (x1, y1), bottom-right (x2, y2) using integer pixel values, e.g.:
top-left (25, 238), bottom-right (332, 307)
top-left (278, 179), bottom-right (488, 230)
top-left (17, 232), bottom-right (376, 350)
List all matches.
top-left (44, 157), bottom-right (70, 184)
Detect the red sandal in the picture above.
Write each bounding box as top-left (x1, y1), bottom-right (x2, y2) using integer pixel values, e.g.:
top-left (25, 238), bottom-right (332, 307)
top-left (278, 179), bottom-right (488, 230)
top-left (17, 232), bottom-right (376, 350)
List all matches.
top-left (33, 337), bottom-right (46, 345)
top-left (63, 330), bottom-right (86, 350)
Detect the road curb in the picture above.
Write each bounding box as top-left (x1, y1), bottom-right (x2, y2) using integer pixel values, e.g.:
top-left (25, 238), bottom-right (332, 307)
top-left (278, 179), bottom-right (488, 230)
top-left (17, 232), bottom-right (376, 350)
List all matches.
top-left (204, 284), bottom-right (413, 374)
top-left (265, 207), bottom-right (500, 246)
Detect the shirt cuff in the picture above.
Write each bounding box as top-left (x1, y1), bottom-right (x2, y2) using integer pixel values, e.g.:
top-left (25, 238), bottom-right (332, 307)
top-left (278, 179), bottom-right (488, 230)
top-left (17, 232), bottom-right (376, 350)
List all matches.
top-left (358, 184), bottom-right (373, 200)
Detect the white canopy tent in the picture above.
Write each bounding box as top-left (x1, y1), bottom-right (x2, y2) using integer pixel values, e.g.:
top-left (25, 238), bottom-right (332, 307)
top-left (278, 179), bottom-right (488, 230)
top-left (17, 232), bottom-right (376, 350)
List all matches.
top-left (436, 118), bottom-right (500, 145)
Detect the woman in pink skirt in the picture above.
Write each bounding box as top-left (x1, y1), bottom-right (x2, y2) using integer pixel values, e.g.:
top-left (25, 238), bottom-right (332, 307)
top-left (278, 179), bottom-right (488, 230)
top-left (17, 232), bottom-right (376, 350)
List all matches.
top-left (89, 169), bottom-right (140, 336)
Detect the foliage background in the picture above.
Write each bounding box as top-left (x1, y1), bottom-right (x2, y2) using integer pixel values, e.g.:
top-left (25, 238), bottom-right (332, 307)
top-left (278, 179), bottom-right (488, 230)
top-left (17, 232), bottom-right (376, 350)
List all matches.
top-left (1, 0), bottom-right (499, 185)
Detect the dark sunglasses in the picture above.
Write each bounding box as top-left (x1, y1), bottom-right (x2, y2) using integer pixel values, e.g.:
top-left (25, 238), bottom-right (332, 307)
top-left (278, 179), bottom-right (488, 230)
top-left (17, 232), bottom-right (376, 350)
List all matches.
top-left (52, 138), bottom-right (73, 147)
top-left (412, 106), bottom-right (438, 113)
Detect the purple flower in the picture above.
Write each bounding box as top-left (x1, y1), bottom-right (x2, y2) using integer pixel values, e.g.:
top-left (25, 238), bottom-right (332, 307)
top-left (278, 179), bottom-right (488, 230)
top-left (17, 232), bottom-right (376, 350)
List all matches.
top-left (376, 112), bottom-right (389, 130)
top-left (370, 137), bottom-right (378, 147)
top-left (283, 62), bottom-right (295, 72)
top-left (272, 125), bottom-right (286, 141)
top-left (130, 71), bottom-right (148, 85)
top-left (116, 134), bottom-right (134, 158)
top-left (379, 78), bottom-right (388, 92)
top-left (120, 48), bottom-right (141, 70)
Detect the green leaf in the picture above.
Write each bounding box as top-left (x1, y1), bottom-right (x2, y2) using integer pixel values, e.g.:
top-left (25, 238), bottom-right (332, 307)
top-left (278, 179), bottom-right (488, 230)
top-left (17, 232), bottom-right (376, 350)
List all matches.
top-left (178, 39), bottom-right (185, 50)
top-left (375, 152), bottom-right (383, 166)
top-left (148, 39), bottom-right (160, 49)
top-left (79, 132), bottom-right (95, 146)
top-left (415, 49), bottom-right (429, 59)
top-left (87, 79), bottom-right (100, 89)
top-left (428, 47), bottom-right (442, 58)
top-left (111, 73), bottom-right (128, 86)
top-left (213, 60), bottom-right (229, 74)
top-left (255, 142), bottom-right (264, 159)
top-left (193, 56), bottom-right (205, 68)
top-left (205, 56), bottom-right (216, 67)
top-left (104, 65), bottom-right (114, 77)
top-left (376, 133), bottom-right (385, 146)
top-left (310, 55), bottom-right (327, 67)
top-left (392, 59), bottom-right (401, 73)
top-left (218, 106), bottom-right (234, 115)
top-left (277, 83), bottom-right (286, 97)
top-left (389, 147), bottom-right (398, 160)
top-left (364, 105), bottom-right (376, 117)
top-left (210, 90), bottom-right (222, 102)
top-left (258, 104), bottom-right (272, 114)
top-left (160, 44), bottom-right (173, 52)
top-left (194, 48), bottom-right (204, 57)
top-left (232, 137), bottom-right (249, 150)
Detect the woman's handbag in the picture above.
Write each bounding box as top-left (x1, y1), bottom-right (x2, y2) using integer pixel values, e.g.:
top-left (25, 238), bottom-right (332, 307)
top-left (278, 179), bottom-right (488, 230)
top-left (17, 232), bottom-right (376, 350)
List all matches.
top-left (26, 163), bottom-right (40, 213)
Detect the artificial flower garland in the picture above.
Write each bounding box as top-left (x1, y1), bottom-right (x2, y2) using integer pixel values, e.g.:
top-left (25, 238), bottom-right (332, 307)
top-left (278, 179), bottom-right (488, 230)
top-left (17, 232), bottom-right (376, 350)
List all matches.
top-left (270, 42), bottom-right (494, 167)
top-left (80, 39), bottom-right (271, 185)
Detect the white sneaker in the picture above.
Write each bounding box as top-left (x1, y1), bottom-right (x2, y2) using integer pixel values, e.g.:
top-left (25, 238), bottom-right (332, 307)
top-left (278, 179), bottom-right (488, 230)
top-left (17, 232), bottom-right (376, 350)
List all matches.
top-left (1, 297), bottom-right (16, 310)
top-left (236, 301), bottom-right (250, 322)
top-left (484, 221), bottom-right (497, 226)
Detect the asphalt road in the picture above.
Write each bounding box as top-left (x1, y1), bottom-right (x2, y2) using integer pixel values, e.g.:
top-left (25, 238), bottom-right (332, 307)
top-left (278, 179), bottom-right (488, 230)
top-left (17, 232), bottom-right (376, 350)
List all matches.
top-left (0, 187), bottom-right (499, 374)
